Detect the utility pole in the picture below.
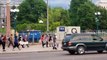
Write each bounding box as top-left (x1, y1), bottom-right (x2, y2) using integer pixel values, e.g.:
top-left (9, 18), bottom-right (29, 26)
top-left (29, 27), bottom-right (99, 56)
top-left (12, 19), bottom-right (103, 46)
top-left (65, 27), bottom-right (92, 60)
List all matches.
top-left (6, 0), bottom-right (11, 37)
top-left (47, 0), bottom-right (49, 32)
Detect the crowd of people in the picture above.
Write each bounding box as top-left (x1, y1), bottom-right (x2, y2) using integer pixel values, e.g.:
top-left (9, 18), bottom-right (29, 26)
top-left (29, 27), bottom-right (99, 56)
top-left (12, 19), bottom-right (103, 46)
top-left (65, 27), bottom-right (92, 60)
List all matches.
top-left (0, 33), bottom-right (58, 52)
top-left (40, 34), bottom-right (58, 49)
top-left (0, 34), bottom-right (29, 52)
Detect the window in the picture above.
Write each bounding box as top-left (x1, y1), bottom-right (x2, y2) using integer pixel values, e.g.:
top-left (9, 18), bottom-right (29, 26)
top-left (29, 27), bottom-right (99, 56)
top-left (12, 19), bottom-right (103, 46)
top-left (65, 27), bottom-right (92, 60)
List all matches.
top-left (72, 35), bottom-right (92, 41)
top-left (80, 36), bottom-right (92, 40)
top-left (92, 35), bottom-right (101, 40)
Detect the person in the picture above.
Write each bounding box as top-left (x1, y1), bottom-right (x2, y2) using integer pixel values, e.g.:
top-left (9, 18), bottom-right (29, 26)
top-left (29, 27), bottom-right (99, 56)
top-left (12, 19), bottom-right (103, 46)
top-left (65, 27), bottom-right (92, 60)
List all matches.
top-left (40, 34), bottom-right (45, 48)
top-left (8, 34), bottom-right (14, 48)
top-left (22, 35), bottom-right (29, 48)
top-left (52, 35), bottom-right (57, 50)
top-left (48, 34), bottom-right (52, 47)
top-left (45, 34), bottom-right (49, 47)
top-left (1, 35), bottom-right (6, 51)
top-left (18, 36), bottom-right (24, 48)
top-left (13, 35), bottom-right (21, 50)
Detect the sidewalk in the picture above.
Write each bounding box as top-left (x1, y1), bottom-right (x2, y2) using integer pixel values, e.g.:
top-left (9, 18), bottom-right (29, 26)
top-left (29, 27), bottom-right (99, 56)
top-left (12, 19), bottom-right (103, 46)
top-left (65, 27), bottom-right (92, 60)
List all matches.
top-left (0, 43), bottom-right (62, 54)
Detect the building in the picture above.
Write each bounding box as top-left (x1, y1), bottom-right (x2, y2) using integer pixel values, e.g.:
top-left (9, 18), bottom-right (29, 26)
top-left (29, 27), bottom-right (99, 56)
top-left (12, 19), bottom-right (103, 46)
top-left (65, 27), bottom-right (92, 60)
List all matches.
top-left (0, 0), bottom-right (23, 27)
top-left (96, 0), bottom-right (107, 9)
top-left (0, 2), bottom-right (5, 28)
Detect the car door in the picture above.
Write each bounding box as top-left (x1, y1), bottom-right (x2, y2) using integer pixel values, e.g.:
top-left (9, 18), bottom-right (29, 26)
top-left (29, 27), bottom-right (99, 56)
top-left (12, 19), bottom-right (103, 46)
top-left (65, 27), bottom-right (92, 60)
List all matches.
top-left (92, 35), bottom-right (106, 50)
top-left (73, 35), bottom-right (95, 50)
top-left (79, 35), bottom-right (96, 50)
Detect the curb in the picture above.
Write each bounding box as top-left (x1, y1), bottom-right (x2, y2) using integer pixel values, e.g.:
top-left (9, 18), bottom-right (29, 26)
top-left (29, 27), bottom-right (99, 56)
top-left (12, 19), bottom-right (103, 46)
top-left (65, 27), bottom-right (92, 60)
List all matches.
top-left (0, 50), bottom-right (63, 54)
top-left (37, 50), bottom-right (63, 53)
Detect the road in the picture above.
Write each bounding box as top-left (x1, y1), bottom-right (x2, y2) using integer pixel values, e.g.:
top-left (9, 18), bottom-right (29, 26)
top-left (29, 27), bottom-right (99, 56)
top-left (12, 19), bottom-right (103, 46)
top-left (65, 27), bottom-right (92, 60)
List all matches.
top-left (0, 51), bottom-right (107, 60)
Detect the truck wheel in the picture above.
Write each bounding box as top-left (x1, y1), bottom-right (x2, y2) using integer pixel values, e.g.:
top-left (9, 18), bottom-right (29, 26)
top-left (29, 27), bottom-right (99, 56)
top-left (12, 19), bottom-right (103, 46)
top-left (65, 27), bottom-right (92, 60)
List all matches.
top-left (77, 46), bottom-right (85, 54)
top-left (68, 50), bottom-right (75, 54)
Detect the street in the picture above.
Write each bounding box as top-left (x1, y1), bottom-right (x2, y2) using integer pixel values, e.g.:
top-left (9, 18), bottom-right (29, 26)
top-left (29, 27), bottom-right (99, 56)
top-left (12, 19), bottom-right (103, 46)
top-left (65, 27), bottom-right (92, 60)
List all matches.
top-left (0, 51), bottom-right (107, 60)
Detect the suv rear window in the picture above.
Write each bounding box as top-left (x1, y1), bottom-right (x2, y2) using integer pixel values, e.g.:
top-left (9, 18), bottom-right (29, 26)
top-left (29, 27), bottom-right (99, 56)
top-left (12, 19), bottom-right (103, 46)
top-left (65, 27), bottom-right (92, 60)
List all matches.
top-left (63, 34), bottom-right (74, 42)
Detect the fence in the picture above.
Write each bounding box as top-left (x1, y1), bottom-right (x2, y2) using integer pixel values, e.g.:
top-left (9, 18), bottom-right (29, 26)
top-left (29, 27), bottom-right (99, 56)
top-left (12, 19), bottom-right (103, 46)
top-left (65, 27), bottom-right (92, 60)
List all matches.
top-left (80, 30), bottom-right (107, 40)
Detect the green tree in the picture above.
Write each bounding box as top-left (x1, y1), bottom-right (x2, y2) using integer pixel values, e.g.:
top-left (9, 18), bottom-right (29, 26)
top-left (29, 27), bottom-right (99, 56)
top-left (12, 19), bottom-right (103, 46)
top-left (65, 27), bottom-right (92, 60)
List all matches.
top-left (17, 0), bottom-right (47, 23)
top-left (69, 0), bottom-right (107, 30)
top-left (49, 8), bottom-right (70, 31)
top-left (16, 0), bottom-right (47, 31)
top-left (69, 0), bottom-right (97, 30)
top-left (96, 7), bottom-right (107, 30)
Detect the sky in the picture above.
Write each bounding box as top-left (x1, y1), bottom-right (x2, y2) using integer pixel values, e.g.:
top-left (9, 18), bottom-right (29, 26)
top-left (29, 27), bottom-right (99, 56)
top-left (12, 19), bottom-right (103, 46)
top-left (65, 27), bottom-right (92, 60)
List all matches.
top-left (44, 0), bottom-right (99, 9)
top-left (49, 0), bottom-right (71, 9)
top-left (44, 0), bottom-right (71, 9)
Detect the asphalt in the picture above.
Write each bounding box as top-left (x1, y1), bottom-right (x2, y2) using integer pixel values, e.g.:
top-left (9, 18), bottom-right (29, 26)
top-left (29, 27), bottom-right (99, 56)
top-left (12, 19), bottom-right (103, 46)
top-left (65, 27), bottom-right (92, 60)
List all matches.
top-left (0, 43), bottom-right (62, 54)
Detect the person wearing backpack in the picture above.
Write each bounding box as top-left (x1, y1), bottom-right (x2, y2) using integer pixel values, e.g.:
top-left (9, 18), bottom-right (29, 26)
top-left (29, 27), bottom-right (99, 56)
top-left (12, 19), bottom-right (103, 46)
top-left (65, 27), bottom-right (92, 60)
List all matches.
top-left (8, 34), bottom-right (14, 48)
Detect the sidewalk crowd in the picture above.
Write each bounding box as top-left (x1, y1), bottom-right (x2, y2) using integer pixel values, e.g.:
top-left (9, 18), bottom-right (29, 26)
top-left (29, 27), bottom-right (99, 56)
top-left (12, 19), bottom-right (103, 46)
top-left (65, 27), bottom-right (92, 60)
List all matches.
top-left (0, 34), bottom-right (29, 52)
top-left (40, 34), bottom-right (58, 49)
top-left (0, 33), bottom-right (60, 53)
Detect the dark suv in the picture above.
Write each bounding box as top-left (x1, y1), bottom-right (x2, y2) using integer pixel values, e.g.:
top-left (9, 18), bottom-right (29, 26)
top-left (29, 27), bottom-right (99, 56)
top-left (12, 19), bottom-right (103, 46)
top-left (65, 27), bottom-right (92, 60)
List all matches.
top-left (61, 34), bottom-right (107, 54)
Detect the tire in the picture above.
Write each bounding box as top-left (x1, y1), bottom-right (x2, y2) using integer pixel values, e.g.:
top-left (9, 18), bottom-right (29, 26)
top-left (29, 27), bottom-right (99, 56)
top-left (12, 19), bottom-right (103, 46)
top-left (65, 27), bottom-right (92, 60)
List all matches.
top-left (77, 46), bottom-right (85, 55)
top-left (97, 50), bottom-right (103, 53)
top-left (68, 51), bottom-right (75, 54)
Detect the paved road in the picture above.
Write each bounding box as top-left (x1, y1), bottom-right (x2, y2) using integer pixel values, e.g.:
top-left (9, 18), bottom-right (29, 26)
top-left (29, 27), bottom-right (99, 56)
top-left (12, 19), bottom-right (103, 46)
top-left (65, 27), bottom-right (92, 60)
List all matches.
top-left (0, 51), bottom-right (107, 60)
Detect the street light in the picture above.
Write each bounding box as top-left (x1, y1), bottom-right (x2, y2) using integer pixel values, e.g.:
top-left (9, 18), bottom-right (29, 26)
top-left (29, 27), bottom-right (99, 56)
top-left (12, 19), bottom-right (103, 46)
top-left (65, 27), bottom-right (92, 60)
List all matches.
top-left (95, 12), bottom-right (101, 35)
top-left (1, 20), bottom-right (5, 34)
top-left (1, 21), bottom-right (4, 28)
top-left (39, 20), bottom-right (43, 32)
top-left (2, 25), bottom-right (4, 28)
top-left (39, 20), bottom-right (43, 24)
top-left (10, 5), bottom-right (19, 35)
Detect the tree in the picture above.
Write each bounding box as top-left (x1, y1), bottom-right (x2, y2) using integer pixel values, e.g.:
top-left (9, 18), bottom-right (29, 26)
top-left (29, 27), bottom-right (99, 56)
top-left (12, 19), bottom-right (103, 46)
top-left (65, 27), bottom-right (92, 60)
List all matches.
top-left (96, 7), bottom-right (107, 30)
top-left (16, 0), bottom-right (47, 31)
top-left (17, 0), bottom-right (47, 23)
top-left (49, 7), bottom-right (70, 31)
top-left (69, 0), bottom-right (97, 30)
top-left (69, 0), bottom-right (107, 30)
top-left (16, 0), bottom-right (70, 32)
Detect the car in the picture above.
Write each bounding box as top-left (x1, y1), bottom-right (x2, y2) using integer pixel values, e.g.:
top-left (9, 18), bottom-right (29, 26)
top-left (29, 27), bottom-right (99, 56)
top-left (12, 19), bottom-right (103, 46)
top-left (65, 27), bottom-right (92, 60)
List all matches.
top-left (61, 33), bottom-right (107, 55)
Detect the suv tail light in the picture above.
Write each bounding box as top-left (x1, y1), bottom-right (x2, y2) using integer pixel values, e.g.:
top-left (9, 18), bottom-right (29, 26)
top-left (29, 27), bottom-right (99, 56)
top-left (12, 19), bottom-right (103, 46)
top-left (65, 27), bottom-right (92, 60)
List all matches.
top-left (68, 42), bottom-right (72, 46)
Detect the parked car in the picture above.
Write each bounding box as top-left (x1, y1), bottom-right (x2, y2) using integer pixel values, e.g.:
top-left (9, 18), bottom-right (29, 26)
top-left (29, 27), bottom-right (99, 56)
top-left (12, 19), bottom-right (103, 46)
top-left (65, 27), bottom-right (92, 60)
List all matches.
top-left (61, 33), bottom-right (107, 55)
